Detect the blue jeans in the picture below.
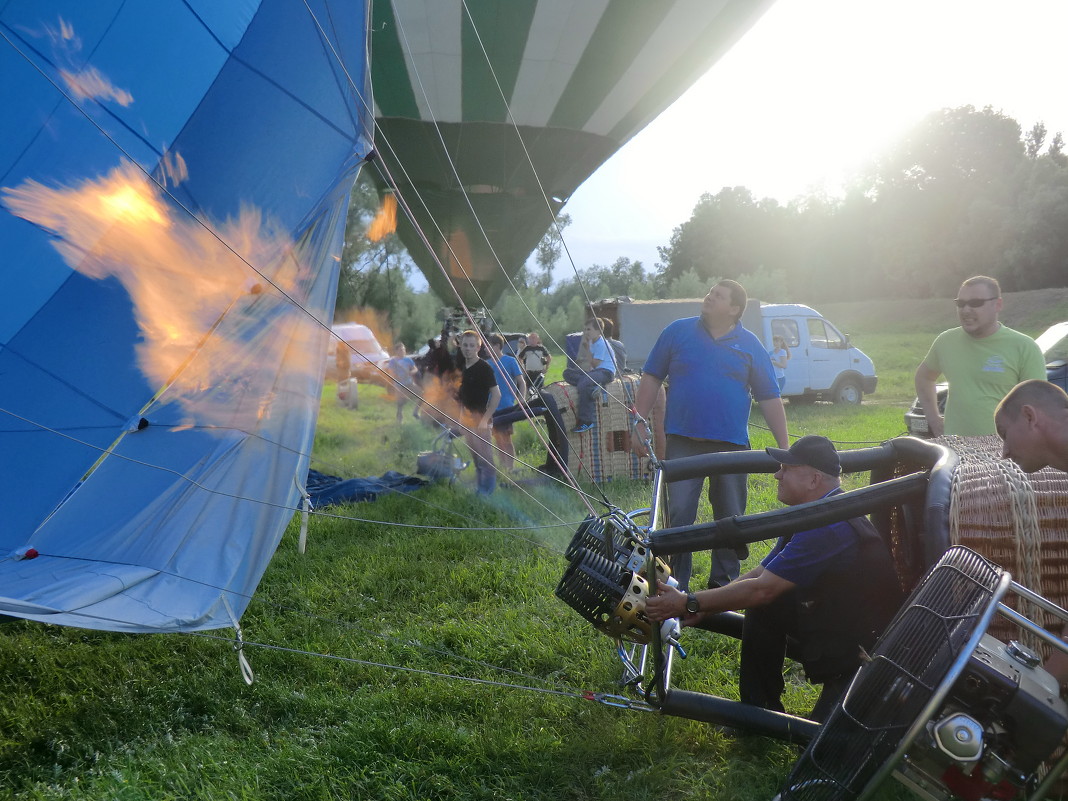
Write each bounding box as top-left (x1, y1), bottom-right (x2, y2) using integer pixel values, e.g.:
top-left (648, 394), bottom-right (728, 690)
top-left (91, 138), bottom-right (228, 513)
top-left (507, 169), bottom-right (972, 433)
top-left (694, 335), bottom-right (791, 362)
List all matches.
top-left (664, 434), bottom-right (748, 590)
top-left (562, 366), bottom-right (613, 425)
top-left (463, 428), bottom-right (496, 494)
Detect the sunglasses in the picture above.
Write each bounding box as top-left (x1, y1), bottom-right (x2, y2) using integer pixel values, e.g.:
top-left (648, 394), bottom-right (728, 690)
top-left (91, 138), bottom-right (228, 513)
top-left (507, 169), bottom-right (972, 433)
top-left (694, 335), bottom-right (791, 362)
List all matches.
top-left (954, 297), bottom-right (998, 309)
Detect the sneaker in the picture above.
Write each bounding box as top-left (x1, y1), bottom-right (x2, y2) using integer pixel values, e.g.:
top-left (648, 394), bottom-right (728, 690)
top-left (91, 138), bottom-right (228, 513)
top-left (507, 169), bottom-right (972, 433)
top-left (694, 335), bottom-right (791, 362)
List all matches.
top-left (571, 422), bottom-right (594, 434)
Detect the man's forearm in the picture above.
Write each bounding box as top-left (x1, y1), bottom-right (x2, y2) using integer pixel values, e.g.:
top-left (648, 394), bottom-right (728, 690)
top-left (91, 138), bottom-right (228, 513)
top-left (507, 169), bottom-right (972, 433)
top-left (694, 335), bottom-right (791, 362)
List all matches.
top-left (915, 366), bottom-right (942, 427)
top-left (633, 374), bottom-right (662, 419)
top-left (758, 398), bottom-right (789, 448)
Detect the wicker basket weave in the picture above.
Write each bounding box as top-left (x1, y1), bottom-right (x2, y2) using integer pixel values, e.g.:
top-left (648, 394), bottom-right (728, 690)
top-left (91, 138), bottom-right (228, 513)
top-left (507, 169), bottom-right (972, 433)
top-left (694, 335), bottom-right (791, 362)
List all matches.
top-left (941, 434), bottom-right (1068, 645)
top-left (544, 375), bottom-right (658, 483)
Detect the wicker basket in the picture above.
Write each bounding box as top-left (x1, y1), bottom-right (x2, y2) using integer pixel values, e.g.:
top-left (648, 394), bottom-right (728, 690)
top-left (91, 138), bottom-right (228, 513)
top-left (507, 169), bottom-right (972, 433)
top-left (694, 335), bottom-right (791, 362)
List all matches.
top-left (544, 375), bottom-right (658, 482)
top-left (941, 434), bottom-right (1068, 645)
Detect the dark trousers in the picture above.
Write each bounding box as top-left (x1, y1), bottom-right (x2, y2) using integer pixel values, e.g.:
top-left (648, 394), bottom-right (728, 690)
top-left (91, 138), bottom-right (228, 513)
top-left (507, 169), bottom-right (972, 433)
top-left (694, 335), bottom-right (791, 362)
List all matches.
top-left (664, 435), bottom-right (748, 590)
top-left (739, 592), bottom-right (796, 713)
top-left (562, 366), bottom-right (613, 425)
top-left (739, 594), bottom-right (854, 723)
top-left (492, 392), bottom-right (569, 468)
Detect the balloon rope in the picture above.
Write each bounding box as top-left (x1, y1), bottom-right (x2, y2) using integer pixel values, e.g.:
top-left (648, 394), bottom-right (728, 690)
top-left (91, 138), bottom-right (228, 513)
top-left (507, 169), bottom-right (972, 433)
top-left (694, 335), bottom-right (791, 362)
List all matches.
top-left (8, 545), bottom-right (669, 713)
top-left (184, 631), bottom-right (656, 713)
top-left (456, 0), bottom-right (626, 385)
top-left (301, 1), bottom-right (620, 506)
top-left (383, 3), bottom-right (632, 422)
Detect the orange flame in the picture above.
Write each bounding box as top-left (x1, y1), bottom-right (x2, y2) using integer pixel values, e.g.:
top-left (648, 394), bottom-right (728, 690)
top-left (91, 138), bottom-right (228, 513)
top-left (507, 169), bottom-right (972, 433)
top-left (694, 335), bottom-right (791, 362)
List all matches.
top-left (367, 192), bottom-right (397, 242)
top-left (1, 160), bottom-right (320, 430)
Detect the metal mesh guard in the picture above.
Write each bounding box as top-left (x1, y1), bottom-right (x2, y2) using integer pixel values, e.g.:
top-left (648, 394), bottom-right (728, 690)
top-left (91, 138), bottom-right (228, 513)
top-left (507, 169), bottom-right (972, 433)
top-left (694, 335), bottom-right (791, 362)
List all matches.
top-left (778, 546), bottom-right (1004, 801)
top-left (564, 515), bottom-right (634, 563)
top-left (555, 548), bottom-right (626, 626)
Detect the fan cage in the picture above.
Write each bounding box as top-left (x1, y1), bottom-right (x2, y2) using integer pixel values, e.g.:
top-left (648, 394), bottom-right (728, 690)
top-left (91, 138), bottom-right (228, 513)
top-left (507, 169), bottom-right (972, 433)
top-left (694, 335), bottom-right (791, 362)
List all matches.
top-left (564, 515), bottom-right (636, 563)
top-left (778, 546), bottom-right (1003, 801)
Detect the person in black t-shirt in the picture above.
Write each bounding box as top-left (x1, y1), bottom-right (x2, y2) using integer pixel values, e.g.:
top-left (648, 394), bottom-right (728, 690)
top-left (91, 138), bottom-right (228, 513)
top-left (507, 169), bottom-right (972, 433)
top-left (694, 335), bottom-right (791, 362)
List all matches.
top-left (455, 330), bottom-right (499, 495)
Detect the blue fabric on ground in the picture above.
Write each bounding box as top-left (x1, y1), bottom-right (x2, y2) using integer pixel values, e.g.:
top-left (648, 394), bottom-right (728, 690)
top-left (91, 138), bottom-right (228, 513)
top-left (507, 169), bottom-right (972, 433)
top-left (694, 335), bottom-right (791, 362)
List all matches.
top-left (307, 469), bottom-right (427, 508)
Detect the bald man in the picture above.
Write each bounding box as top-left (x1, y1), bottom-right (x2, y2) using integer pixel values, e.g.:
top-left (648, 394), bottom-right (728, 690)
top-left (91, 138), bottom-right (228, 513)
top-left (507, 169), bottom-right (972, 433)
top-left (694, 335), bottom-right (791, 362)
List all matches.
top-left (995, 380), bottom-right (1068, 473)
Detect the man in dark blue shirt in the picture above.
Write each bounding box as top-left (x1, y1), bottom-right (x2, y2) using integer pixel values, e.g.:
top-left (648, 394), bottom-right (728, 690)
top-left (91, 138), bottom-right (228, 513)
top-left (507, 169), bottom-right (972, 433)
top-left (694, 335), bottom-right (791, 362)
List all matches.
top-left (647, 435), bottom-right (901, 721)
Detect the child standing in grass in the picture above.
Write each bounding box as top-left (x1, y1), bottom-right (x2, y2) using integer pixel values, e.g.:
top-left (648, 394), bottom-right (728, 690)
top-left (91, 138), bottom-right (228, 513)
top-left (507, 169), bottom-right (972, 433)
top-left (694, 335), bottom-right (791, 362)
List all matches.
top-left (385, 343), bottom-right (419, 423)
top-left (770, 335), bottom-right (791, 392)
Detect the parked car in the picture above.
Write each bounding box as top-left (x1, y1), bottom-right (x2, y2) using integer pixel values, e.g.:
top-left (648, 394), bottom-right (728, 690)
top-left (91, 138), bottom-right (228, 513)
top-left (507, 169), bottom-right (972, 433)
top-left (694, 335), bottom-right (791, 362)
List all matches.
top-left (904, 321), bottom-right (1068, 436)
top-left (325, 322), bottom-right (389, 382)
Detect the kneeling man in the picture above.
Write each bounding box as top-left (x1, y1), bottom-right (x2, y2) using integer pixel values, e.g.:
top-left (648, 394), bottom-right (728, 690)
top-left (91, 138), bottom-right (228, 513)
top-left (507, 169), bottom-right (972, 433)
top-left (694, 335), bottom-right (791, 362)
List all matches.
top-left (646, 435), bottom-right (901, 721)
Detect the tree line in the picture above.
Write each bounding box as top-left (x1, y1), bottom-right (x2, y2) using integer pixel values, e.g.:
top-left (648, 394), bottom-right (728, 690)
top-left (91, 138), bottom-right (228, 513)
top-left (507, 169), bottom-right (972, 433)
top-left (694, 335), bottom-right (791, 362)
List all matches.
top-left (336, 105), bottom-right (1068, 348)
top-left (657, 105), bottom-right (1068, 304)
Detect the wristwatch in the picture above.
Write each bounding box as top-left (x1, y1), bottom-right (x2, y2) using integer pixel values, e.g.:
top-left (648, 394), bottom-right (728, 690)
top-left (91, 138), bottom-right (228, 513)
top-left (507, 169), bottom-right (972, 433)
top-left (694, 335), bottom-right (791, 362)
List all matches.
top-left (685, 592), bottom-right (700, 615)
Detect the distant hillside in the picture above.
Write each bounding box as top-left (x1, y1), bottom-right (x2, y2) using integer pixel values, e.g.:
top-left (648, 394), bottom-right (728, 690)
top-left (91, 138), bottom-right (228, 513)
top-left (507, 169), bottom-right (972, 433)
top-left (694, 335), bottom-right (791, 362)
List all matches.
top-left (818, 287), bottom-right (1068, 337)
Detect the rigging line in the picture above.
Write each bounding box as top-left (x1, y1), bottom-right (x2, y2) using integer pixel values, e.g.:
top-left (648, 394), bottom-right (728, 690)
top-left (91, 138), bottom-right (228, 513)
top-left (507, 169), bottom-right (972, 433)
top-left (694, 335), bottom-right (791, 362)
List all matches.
top-left (0, 24), bottom-right (402, 420)
top-left (350, 142), bottom-right (585, 510)
top-left (747, 419), bottom-right (902, 447)
top-left (348, 322), bottom-right (585, 517)
top-left (2, 17), bottom-right (574, 526)
top-left (297, 0), bottom-right (505, 339)
top-left (456, 0), bottom-right (626, 386)
top-left (186, 632), bottom-right (654, 710)
top-left (2, 12), bottom-right (602, 535)
top-left (327, 361), bottom-right (577, 522)
top-left (371, 23), bottom-right (612, 513)
top-left (18, 551), bottom-right (585, 696)
top-left (23, 547), bottom-right (590, 694)
top-left (388, 8), bottom-right (633, 428)
top-left (300, 2), bottom-right (605, 513)
top-left (0, 406), bottom-right (587, 534)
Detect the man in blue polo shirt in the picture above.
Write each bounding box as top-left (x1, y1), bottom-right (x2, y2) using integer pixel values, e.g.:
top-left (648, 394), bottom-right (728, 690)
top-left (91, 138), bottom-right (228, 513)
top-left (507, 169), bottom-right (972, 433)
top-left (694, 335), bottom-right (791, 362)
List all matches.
top-left (632, 279), bottom-right (789, 589)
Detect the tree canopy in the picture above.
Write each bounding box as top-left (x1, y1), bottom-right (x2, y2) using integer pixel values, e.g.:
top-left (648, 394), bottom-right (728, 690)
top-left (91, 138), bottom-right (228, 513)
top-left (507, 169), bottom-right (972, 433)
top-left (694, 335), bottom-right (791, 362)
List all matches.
top-left (657, 105), bottom-right (1068, 303)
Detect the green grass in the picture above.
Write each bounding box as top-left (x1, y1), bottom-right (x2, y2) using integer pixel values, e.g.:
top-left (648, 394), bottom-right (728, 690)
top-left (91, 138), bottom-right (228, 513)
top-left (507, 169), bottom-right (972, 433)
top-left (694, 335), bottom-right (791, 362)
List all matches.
top-left (0, 384), bottom-right (916, 801)
top-left (4, 289), bottom-right (1065, 800)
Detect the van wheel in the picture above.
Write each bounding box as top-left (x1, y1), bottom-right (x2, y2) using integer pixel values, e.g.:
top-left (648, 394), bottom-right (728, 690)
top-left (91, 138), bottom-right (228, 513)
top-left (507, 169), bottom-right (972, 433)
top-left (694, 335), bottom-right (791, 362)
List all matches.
top-left (832, 378), bottom-right (862, 405)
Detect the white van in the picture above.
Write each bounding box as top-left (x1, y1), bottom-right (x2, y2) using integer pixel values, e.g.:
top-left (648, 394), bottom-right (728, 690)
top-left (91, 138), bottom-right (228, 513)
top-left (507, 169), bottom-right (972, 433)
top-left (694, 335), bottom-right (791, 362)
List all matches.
top-left (744, 303), bottom-right (877, 404)
top-left (592, 298), bottom-right (878, 404)
top-left (325, 322), bottom-right (389, 382)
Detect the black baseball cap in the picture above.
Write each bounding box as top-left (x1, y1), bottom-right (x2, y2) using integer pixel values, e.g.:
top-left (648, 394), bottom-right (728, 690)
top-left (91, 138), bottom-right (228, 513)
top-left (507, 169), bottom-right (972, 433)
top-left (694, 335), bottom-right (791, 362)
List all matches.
top-left (766, 435), bottom-right (841, 476)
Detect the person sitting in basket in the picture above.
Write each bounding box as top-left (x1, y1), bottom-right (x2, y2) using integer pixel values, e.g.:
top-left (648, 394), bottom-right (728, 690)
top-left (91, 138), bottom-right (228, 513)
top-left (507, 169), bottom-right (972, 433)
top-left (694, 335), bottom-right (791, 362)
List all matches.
top-left (562, 316), bottom-right (615, 434)
top-left (995, 379), bottom-right (1068, 474)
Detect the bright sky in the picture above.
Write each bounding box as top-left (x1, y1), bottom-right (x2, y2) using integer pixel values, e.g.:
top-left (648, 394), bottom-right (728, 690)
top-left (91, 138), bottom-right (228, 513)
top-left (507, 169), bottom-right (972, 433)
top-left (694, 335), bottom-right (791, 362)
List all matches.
top-left (559, 0), bottom-right (1068, 277)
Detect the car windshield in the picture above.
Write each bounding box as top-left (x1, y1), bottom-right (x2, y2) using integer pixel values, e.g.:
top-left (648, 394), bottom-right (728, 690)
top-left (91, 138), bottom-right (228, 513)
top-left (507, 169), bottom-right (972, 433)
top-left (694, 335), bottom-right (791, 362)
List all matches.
top-left (1036, 322), bottom-right (1068, 363)
top-left (345, 337), bottom-right (381, 355)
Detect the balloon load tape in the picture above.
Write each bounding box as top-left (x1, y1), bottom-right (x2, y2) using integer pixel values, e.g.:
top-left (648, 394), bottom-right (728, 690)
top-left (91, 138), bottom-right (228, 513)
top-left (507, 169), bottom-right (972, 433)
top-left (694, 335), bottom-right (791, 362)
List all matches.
top-left (555, 514), bottom-right (670, 644)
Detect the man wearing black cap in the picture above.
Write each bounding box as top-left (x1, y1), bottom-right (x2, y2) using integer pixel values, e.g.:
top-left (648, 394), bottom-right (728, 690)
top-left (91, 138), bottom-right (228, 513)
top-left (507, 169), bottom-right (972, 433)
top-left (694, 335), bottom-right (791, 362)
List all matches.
top-left (646, 435), bottom-right (901, 721)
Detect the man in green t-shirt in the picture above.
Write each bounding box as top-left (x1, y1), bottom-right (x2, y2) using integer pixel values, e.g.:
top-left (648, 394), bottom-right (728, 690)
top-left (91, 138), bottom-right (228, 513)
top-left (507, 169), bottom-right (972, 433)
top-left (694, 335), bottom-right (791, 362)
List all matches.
top-left (915, 275), bottom-right (1046, 437)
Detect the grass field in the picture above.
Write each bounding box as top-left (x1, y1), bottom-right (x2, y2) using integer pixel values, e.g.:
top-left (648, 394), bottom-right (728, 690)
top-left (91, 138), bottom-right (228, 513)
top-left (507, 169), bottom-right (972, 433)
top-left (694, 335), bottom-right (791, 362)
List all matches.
top-left (3, 290), bottom-right (1066, 800)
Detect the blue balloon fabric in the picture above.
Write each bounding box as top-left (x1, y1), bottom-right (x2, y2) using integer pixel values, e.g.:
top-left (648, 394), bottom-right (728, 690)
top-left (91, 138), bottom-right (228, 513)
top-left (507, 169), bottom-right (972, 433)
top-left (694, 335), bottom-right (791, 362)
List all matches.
top-left (0, 1), bottom-right (373, 632)
top-left (306, 469), bottom-right (427, 508)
